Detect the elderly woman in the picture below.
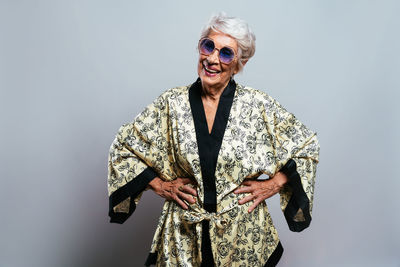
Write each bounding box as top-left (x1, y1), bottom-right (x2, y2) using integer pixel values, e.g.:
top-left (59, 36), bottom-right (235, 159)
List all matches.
top-left (108, 13), bottom-right (319, 267)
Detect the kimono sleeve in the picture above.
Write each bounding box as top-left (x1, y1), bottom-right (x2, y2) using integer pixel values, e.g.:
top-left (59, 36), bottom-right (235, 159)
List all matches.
top-left (272, 98), bottom-right (320, 232)
top-left (107, 93), bottom-right (172, 224)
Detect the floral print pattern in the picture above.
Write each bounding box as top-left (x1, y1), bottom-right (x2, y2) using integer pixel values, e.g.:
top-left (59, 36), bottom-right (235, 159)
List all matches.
top-left (108, 82), bottom-right (319, 266)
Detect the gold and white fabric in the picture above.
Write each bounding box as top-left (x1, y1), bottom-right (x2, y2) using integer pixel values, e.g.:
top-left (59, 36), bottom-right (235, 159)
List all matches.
top-left (108, 79), bottom-right (320, 266)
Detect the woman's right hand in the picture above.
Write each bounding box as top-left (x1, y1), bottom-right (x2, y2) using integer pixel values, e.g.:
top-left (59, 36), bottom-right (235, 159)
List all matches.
top-left (148, 177), bottom-right (198, 210)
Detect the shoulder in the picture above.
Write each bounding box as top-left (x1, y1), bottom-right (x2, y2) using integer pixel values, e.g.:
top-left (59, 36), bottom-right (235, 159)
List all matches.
top-left (159, 84), bottom-right (191, 99)
top-left (148, 84), bottom-right (191, 110)
top-left (236, 84), bottom-right (278, 109)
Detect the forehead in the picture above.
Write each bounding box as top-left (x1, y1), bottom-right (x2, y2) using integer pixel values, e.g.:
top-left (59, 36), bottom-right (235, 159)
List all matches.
top-left (207, 31), bottom-right (238, 51)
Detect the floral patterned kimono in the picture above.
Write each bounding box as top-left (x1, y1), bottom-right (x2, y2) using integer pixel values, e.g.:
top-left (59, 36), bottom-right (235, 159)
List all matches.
top-left (107, 78), bottom-right (320, 267)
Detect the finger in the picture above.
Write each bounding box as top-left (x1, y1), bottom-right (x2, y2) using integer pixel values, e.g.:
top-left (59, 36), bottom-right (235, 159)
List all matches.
top-left (173, 195), bottom-right (188, 210)
top-left (162, 190), bottom-right (175, 201)
top-left (159, 184), bottom-right (172, 198)
top-left (238, 194), bottom-right (255, 205)
top-left (248, 198), bottom-right (263, 213)
top-left (180, 185), bottom-right (198, 196)
top-left (234, 186), bottom-right (253, 194)
top-left (263, 191), bottom-right (277, 200)
top-left (178, 191), bottom-right (196, 204)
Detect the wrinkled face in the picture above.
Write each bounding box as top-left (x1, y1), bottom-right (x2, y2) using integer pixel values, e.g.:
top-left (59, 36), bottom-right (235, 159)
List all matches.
top-left (197, 31), bottom-right (239, 90)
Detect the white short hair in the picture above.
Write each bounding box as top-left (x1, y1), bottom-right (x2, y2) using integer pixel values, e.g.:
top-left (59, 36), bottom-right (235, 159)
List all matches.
top-left (200, 12), bottom-right (256, 73)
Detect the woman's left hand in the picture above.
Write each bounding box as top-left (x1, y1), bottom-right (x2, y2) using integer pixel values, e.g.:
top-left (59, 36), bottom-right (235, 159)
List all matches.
top-left (234, 172), bottom-right (289, 213)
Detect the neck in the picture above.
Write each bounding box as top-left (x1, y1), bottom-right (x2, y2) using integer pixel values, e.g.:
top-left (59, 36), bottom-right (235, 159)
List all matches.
top-left (200, 79), bottom-right (230, 101)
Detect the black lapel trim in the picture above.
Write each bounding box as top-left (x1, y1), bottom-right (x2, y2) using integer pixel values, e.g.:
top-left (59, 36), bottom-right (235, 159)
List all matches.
top-left (189, 78), bottom-right (236, 212)
top-left (263, 241), bottom-right (284, 267)
top-left (200, 221), bottom-right (215, 266)
top-left (108, 167), bottom-right (157, 224)
top-left (280, 159), bottom-right (312, 232)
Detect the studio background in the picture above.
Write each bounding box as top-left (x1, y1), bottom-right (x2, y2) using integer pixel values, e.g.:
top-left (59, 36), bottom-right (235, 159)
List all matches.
top-left (1, 1), bottom-right (399, 266)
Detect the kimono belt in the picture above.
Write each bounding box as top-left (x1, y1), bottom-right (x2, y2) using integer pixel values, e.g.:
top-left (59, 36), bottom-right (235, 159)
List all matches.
top-left (179, 201), bottom-right (239, 262)
top-left (180, 201), bottom-right (239, 231)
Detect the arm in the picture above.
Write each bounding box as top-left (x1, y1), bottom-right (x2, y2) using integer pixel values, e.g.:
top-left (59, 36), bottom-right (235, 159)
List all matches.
top-left (108, 124), bottom-right (198, 224)
top-left (108, 93), bottom-right (199, 223)
top-left (107, 122), bottom-right (159, 224)
top-left (234, 97), bottom-right (319, 231)
top-left (107, 93), bottom-right (169, 224)
top-left (272, 98), bottom-right (320, 232)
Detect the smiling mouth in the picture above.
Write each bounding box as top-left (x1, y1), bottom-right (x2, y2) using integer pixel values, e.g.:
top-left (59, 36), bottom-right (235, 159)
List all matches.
top-left (203, 62), bottom-right (220, 74)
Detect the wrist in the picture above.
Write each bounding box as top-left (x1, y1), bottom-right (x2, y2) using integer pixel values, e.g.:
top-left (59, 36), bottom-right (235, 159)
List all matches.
top-left (148, 177), bottom-right (162, 192)
top-left (273, 172), bottom-right (288, 188)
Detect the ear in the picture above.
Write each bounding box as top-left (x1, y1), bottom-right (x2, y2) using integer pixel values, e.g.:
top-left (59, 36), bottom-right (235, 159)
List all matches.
top-left (233, 59), bottom-right (248, 75)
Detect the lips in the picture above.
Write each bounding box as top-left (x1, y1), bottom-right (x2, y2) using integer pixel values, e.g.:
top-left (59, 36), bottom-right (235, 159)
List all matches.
top-left (202, 61), bottom-right (220, 75)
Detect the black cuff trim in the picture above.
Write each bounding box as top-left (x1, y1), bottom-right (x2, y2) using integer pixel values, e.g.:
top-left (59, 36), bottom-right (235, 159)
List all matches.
top-left (279, 158), bottom-right (297, 177)
top-left (108, 167), bottom-right (158, 224)
top-left (145, 252), bottom-right (157, 266)
top-left (280, 159), bottom-right (312, 232)
top-left (264, 241), bottom-right (283, 267)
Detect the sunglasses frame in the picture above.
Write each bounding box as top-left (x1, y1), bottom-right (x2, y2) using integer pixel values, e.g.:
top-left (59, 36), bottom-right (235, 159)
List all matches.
top-left (198, 38), bottom-right (237, 64)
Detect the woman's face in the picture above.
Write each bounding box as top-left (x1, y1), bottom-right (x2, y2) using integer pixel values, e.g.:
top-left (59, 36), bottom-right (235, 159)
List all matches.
top-left (197, 31), bottom-right (239, 91)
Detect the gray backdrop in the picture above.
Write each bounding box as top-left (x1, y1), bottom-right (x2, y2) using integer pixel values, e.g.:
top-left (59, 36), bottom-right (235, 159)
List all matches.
top-left (1, 1), bottom-right (399, 266)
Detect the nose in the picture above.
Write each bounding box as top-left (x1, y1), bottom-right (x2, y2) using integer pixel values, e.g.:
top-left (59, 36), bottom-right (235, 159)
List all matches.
top-left (206, 49), bottom-right (219, 64)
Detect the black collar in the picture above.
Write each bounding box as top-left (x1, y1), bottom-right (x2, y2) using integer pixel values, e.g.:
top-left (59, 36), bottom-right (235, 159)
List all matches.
top-left (188, 77), bottom-right (236, 211)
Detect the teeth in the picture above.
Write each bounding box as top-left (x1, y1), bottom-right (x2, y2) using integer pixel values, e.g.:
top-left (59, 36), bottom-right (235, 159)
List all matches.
top-left (203, 62), bottom-right (219, 74)
top-left (205, 66), bottom-right (219, 73)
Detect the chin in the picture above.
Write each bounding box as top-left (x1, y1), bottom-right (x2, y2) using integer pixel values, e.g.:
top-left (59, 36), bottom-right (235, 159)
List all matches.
top-left (200, 75), bottom-right (222, 88)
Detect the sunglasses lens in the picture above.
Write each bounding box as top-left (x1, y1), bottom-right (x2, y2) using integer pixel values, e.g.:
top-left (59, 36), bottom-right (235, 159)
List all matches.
top-left (200, 39), bottom-right (215, 55)
top-left (199, 38), bottom-right (235, 64)
top-left (219, 47), bottom-right (235, 64)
